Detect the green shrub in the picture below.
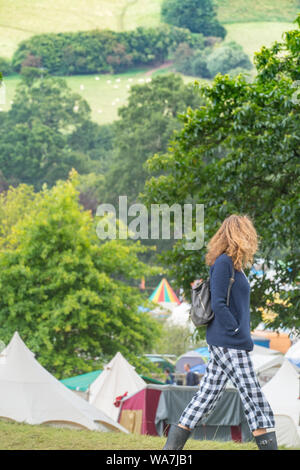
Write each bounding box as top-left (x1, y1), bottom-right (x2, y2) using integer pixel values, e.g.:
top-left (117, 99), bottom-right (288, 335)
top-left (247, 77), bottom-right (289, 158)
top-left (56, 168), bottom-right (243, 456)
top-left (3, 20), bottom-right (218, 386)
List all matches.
top-left (173, 41), bottom-right (252, 79)
top-left (190, 50), bottom-right (212, 78)
top-left (12, 26), bottom-right (204, 75)
top-left (172, 42), bottom-right (195, 75)
top-left (206, 41), bottom-right (253, 77)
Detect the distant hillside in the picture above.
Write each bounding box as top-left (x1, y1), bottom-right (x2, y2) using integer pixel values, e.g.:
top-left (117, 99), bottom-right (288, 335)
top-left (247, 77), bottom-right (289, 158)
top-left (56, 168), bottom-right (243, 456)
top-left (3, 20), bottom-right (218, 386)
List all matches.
top-left (0, 0), bottom-right (299, 57)
top-left (216, 0), bottom-right (300, 23)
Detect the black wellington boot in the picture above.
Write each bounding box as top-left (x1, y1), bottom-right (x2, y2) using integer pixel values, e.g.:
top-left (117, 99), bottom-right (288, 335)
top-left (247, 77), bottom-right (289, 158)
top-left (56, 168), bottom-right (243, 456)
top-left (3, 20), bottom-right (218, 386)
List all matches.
top-left (163, 424), bottom-right (191, 450)
top-left (255, 431), bottom-right (278, 450)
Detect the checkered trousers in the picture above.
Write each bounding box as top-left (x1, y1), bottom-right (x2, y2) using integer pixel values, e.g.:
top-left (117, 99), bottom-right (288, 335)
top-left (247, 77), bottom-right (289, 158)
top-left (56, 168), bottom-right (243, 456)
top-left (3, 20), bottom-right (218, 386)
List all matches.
top-left (178, 344), bottom-right (275, 433)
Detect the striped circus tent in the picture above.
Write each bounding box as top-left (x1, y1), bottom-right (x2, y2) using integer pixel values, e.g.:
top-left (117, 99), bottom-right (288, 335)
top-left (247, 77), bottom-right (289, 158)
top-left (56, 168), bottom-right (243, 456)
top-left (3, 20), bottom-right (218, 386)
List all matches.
top-left (149, 278), bottom-right (180, 318)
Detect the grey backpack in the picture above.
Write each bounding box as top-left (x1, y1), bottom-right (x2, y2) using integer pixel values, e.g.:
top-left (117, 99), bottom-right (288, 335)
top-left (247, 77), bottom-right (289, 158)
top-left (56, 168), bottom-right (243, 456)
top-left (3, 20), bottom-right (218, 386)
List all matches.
top-left (189, 265), bottom-right (235, 327)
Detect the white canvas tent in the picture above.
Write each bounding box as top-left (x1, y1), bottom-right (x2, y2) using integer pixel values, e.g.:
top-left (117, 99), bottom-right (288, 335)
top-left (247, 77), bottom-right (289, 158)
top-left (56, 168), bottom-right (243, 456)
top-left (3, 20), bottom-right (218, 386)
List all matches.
top-left (262, 359), bottom-right (300, 448)
top-left (89, 352), bottom-right (146, 421)
top-left (0, 332), bottom-right (128, 433)
top-left (250, 345), bottom-right (284, 386)
top-left (285, 340), bottom-right (300, 369)
top-left (252, 344), bottom-right (282, 356)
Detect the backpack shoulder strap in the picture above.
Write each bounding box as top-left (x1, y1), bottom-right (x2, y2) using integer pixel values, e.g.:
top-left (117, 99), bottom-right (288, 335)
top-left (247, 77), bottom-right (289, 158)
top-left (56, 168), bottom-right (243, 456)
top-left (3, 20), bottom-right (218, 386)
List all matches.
top-left (226, 263), bottom-right (235, 306)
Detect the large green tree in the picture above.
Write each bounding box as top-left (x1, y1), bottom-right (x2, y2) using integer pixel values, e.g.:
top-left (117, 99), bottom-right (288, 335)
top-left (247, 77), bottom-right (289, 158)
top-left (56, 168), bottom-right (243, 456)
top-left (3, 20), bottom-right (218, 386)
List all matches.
top-left (161, 0), bottom-right (226, 39)
top-left (104, 73), bottom-right (203, 207)
top-left (141, 18), bottom-right (300, 333)
top-left (102, 74), bottom-right (204, 283)
top-left (0, 74), bottom-right (108, 190)
top-left (0, 171), bottom-right (161, 378)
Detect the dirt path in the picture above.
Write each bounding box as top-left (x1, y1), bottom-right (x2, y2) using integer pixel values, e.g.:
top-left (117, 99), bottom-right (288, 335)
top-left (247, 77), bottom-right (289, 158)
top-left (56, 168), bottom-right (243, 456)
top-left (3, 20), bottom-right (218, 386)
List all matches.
top-left (145, 60), bottom-right (175, 76)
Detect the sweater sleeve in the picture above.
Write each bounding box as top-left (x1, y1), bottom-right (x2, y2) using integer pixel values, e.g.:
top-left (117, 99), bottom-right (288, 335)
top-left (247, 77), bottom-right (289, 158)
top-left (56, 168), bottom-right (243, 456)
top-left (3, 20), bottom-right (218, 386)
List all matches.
top-left (210, 256), bottom-right (240, 335)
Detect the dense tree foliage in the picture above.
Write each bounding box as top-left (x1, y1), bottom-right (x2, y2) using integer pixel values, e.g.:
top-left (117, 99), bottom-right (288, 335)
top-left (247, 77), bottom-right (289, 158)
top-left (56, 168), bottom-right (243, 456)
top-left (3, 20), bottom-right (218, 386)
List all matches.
top-left (161, 0), bottom-right (226, 39)
top-left (174, 41), bottom-right (252, 78)
top-left (0, 172), bottom-right (161, 378)
top-left (104, 73), bottom-right (203, 207)
top-left (205, 41), bottom-right (252, 77)
top-left (0, 75), bottom-right (109, 190)
top-left (12, 26), bottom-right (204, 76)
top-left (141, 18), bottom-right (300, 333)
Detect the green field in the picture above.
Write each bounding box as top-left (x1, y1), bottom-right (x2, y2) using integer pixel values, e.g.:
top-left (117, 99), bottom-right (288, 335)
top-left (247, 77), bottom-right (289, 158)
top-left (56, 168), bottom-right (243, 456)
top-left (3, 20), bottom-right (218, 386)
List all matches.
top-left (216, 0), bottom-right (300, 23)
top-left (225, 22), bottom-right (295, 58)
top-left (0, 0), bottom-right (299, 58)
top-left (0, 65), bottom-right (207, 125)
top-left (0, 0), bottom-right (161, 58)
top-left (0, 420), bottom-right (264, 450)
top-left (1, 19), bottom-right (295, 126)
top-left (0, 1), bottom-right (298, 125)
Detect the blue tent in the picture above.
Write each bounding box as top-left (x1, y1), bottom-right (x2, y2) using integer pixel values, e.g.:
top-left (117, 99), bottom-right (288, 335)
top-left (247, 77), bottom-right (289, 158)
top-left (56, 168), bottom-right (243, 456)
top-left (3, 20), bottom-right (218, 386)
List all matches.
top-left (194, 347), bottom-right (210, 359)
top-left (288, 358), bottom-right (300, 369)
top-left (138, 305), bottom-right (150, 313)
top-left (285, 340), bottom-right (300, 370)
top-left (191, 363), bottom-right (207, 374)
top-left (190, 348), bottom-right (209, 375)
top-left (252, 338), bottom-right (270, 348)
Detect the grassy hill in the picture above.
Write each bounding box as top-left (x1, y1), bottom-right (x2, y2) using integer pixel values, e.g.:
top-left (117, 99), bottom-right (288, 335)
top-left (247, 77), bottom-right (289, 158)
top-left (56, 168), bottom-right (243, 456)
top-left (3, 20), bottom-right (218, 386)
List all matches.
top-left (225, 21), bottom-right (294, 58)
top-left (0, 0), bottom-right (299, 58)
top-left (0, 65), bottom-right (208, 125)
top-left (0, 17), bottom-right (293, 127)
top-left (0, 1), bottom-right (298, 125)
top-left (216, 0), bottom-right (300, 23)
top-left (0, 419), bottom-right (275, 450)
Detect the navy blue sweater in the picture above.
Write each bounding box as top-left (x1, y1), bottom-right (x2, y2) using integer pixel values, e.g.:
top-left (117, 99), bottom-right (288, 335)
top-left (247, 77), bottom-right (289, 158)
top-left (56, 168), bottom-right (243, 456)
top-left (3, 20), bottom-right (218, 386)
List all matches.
top-left (206, 253), bottom-right (254, 351)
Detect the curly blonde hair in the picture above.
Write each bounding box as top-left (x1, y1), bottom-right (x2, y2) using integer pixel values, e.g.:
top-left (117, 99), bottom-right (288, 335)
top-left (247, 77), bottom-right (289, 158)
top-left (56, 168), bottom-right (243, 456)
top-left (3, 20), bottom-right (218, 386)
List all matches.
top-left (205, 214), bottom-right (258, 271)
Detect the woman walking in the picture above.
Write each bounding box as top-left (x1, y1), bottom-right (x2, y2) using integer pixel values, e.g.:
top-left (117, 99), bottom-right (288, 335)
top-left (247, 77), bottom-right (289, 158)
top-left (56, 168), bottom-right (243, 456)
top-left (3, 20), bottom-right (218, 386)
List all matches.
top-left (163, 214), bottom-right (278, 450)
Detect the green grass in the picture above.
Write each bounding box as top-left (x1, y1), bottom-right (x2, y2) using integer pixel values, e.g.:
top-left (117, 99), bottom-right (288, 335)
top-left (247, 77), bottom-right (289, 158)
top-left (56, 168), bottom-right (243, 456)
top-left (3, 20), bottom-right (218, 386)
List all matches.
top-left (0, 2), bottom-right (297, 125)
top-left (0, 0), bottom-right (299, 58)
top-left (0, 420), bottom-right (297, 450)
top-left (0, 14), bottom-right (294, 125)
top-left (216, 0), bottom-right (300, 23)
top-left (225, 22), bottom-right (296, 59)
top-left (0, 420), bottom-right (258, 450)
top-left (0, 0), bottom-right (130, 58)
top-left (0, 15), bottom-right (295, 126)
top-left (0, 68), bottom-right (206, 125)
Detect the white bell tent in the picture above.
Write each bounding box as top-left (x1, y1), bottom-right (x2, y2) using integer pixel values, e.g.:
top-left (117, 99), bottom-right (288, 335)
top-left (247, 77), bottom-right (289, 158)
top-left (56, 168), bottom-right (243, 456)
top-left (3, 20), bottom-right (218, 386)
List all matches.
top-left (251, 344), bottom-right (282, 356)
top-left (285, 340), bottom-right (300, 369)
top-left (0, 332), bottom-right (128, 433)
top-left (89, 351), bottom-right (146, 421)
top-left (262, 359), bottom-right (300, 448)
top-left (250, 345), bottom-right (284, 386)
